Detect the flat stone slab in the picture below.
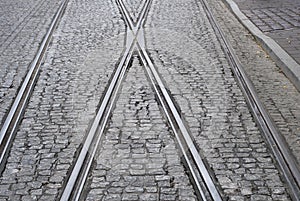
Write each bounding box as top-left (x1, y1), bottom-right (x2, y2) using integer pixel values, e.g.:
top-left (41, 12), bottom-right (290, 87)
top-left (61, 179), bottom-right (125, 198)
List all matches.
top-left (224, 0), bottom-right (300, 91)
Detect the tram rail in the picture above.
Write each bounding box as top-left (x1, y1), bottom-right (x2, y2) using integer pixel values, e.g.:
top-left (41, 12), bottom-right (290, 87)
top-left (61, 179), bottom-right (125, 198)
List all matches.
top-left (59, 0), bottom-right (300, 200)
top-left (197, 0), bottom-right (300, 199)
top-left (0, 0), bottom-right (298, 200)
top-left (59, 0), bottom-right (223, 200)
top-left (0, 0), bottom-right (70, 174)
top-left (59, 0), bottom-right (152, 200)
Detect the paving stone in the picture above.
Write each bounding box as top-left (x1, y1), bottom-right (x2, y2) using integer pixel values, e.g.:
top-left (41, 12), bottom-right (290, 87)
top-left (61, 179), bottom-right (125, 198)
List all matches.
top-left (207, 2), bottom-right (300, 165)
top-left (0, 0), bottom-right (125, 199)
top-left (0, 0), bottom-right (63, 128)
top-left (239, 1), bottom-right (300, 64)
top-left (84, 57), bottom-right (197, 200)
top-left (1, 0), bottom-right (297, 200)
top-left (145, 0), bottom-right (292, 199)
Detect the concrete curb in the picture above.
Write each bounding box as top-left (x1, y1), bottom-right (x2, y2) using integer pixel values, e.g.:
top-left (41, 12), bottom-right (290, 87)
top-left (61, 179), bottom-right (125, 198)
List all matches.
top-left (223, 0), bottom-right (300, 92)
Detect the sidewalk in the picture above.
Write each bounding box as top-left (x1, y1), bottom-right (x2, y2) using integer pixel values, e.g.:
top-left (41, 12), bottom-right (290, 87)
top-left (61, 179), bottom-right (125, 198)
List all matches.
top-left (224, 0), bottom-right (300, 91)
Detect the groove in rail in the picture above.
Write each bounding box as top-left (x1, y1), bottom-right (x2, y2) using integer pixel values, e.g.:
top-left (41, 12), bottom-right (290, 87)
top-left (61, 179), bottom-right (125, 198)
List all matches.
top-left (59, 0), bottom-right (223, 200)
top-left (197, 0), bottom-right (300, 199)
top-left (124, 3), bottom-right (223, 201)
top-left (59, 0), bottom-right (152, 200)
top-left (0, 0), bottom-right (70, 175)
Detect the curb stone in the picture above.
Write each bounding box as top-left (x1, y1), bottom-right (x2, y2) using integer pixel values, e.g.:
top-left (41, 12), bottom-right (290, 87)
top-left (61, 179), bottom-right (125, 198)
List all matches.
top-left (223, 0), bottom-right (300, 92)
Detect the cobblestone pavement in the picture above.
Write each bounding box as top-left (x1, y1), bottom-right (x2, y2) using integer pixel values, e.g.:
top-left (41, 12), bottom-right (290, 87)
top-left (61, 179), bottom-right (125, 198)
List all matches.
top-left (206, 0), bottom-right (300, 172)
top-left (0, 0), bottom-right (299, 200)
top-left (233, 0), bottom-right (300, 64)
top-left (0, 0), bottom-right (63, 129)
top-left (0, 0), bottom-right (124, 200)
top-left (84, 57), bottom-right (197, 201)
top-left (145, 0), bottom-right (291, 199)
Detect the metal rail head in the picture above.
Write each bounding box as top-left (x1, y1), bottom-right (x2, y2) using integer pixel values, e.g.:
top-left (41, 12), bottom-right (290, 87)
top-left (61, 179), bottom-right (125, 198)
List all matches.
top-left (118, 0), bottom-right (223, 200)
top-left (59, 1), bottom-right (154, 200)
top-left (59, 37), bottom-right (136, 201)
top-left (197, 0), bottom-right (300, 199)
top-left (61, 0), bottom-right (222, 200)
top-left (0, 0), bottom-right (70, 174)
top-left (137, 47), bottom-right (222, 201)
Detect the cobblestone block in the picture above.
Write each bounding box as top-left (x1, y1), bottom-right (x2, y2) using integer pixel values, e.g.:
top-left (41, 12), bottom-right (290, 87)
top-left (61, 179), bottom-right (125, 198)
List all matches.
top-left (0, 0), bottom-right (125, 199)
top-left (0, 0), bottom-right (63, 128)
top-left (207, 0), bottom-right (300, 178)
top-left (144, 0), bottom-right (292, 199)
top-left (84, 57), bottom-right (197, 200)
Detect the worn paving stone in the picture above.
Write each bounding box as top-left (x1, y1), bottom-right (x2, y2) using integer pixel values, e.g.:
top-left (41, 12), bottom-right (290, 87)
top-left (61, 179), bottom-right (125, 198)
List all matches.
top-left (84, 57), bottom-right (197, 200)
top-left (233, 0), bottom-right (300, 64)
top-left (0, 0), bottom-right (62, 128)
top-left (1, 0), bottom-right (298, 200)
top-left (206, 0), bottom-right (300, 173)
top-left (144, 0), bottom-right (292, 199)
top-left (0, 0), bottom-right (125, 200)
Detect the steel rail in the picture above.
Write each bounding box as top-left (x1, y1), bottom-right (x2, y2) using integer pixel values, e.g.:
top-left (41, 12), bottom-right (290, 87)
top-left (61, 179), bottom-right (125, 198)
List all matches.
top-left (117, 0), bottom-right (151, 34)
top-left (59, 41), bottom-right (135, 201)
top-left (137, 47), bottom-right (220, 201)
top-left (60, 0), bottom-right (222, 200)
top-left (0, 0), bottom-right (70, 174)
top-left (58, 1), bottom-right (153, 200)
top-left (197, 0), bottom-right (300, 199)
top-left (137, 40), bottom-right (222, 201)
top-left (118, 0), bottom-right (222, 200)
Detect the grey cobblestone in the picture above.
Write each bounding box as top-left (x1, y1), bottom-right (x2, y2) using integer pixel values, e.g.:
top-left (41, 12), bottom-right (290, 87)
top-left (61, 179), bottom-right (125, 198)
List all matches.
top-left (243, 8), bottom-right (300, 32)
top-left (145, 0), bottom-right (291, 199)
top-left (0, 0), bottom-right (62, 128)
top-left (206, 0), bottom-right (300, 172)
top-left (1, 0), bottom-right (298, 200)
top-left (84, 57), bottom-right (197, 200)
top-left (0, 0), bottom-right (124, 200)
top-left (233, 0), bottom-right (300, 64)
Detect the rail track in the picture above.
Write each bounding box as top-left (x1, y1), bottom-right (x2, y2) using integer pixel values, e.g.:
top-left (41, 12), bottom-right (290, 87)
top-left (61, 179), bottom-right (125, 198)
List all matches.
top-left (59, 0), bottom-right (222, 200)
top-left (0, 0), bottom-right (70, 174)
top-left (59, 0), bottom-right (300, 200)
top-left (197, 0), bottom-right (300, 200)
top-left (0, 0), bottom-right (299, 200)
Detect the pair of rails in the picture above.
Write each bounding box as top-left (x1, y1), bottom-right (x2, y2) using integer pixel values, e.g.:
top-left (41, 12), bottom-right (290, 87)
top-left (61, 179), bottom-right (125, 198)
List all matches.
top-left (0, 0), bottom-right (299, 200)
